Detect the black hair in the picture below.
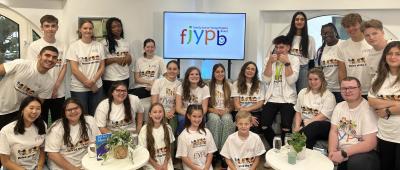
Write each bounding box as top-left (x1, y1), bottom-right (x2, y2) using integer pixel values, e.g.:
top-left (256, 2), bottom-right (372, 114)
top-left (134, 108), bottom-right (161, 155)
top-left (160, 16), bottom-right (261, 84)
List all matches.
top-left (273, 35), bottom-right (291, 45)
top-left (286, 11), bottom-right (310, 58)
top-left (39, 46), bottom-right (59, 55)
top-left (316, 23), bottom-right (340, 66)
top-left (106, 81), bottom-right (132, 122)
top-left (105, 17), bottom-right (124, 54)
top-left (184, 104), bottom-right (206, 134)
top-left (14, 96), bottom-right (46, 135)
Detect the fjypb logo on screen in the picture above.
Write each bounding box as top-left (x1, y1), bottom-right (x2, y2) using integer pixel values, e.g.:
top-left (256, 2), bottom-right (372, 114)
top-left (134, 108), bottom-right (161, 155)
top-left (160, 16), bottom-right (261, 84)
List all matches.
top-left (180, 26), bottom-right (227, 45)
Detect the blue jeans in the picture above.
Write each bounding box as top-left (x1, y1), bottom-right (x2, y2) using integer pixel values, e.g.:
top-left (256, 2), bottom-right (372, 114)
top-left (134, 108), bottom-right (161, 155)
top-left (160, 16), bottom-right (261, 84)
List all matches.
top-left (71, 88), bottom-right (104, 115)
top-left (296, 64), bottom-right (309, 93)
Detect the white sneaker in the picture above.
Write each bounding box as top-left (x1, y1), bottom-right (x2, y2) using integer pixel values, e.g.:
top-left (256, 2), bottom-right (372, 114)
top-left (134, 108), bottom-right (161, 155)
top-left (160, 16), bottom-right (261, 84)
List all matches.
top-left (264, 161), bottom-right (271, 168)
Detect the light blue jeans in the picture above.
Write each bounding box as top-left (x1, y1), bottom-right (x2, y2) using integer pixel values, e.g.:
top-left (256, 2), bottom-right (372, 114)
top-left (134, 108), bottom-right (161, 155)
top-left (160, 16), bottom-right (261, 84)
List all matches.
top-left (71, 87), bottom-right (104, 115)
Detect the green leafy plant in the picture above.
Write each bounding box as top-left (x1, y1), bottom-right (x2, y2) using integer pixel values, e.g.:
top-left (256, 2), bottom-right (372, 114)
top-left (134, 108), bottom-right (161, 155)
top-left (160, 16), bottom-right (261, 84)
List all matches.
top-left (101, 130), bottom-right (135, 162)
top-left (287, 132), bottom-right (307, 153)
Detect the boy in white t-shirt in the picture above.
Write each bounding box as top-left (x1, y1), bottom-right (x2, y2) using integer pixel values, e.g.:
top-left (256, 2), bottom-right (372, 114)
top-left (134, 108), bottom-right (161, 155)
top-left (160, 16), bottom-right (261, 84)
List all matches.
top-left (361, 19), bottom-right (389, 79)
top-left (328, 77), bottom-right (379, 170)
top-left (0, 46), bottom-right (58, 134)
top-left (26, 15), bottom-right (66, 124)
top-left (337, 13), bottom-right (373, 97)
top-left (220, 111), bottom-right (265, 170)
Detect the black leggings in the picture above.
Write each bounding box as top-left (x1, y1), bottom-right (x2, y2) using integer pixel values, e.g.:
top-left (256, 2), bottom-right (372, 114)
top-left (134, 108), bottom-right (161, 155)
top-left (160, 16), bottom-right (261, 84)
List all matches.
top-left (378, 138), bottom-right (400, 170)
top-left (261, 102), bottom-right (295, 147)
top-left (299, 121), bottom-right (330, 149)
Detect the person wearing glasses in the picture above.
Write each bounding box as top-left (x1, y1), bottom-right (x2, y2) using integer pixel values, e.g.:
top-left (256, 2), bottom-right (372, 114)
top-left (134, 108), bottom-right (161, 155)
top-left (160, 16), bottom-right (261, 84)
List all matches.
top-left (95, 81), bottom-right (144, 134)
top-left (328, 77), bottom-right (379, 170)
top-left (368, 41), bottom-right (400, 170)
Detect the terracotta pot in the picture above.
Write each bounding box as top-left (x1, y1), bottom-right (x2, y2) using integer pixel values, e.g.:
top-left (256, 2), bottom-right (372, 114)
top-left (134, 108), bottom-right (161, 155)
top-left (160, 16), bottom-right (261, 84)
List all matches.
top-left (113, 145), bottom-right (128, 159)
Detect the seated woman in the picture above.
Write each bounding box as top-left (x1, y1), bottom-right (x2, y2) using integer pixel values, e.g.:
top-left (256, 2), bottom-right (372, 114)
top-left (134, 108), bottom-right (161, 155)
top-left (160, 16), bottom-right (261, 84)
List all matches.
top-left (175, 67), bottom-right (210, 135)
top-left (0, 97), bottom-right (46, 170)
top-left (95, 81), bottom-right (144, 134)
top-left (46, 98), bottom-right (100, 170)
top-left (293, 68), bottom-right (336, 149)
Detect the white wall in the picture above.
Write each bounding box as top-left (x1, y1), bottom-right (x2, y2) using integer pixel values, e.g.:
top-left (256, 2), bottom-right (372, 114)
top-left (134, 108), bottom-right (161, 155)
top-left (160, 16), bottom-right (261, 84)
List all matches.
top-left (2, 0), bottom-right (400, 79)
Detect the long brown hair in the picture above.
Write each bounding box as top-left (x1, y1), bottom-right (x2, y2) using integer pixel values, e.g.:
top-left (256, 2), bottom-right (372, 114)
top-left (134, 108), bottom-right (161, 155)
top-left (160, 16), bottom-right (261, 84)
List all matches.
top-left (182, 67), bottom-right (206, 101)
top-left (145, 103), bottom-right (171, 160)
top-left (306, 68), bottom-right (328, 96)
top-left (209, 63), bottom-right (231, 108)
top-left (107, 81), bottom-right (132, 122)
top-left (371, 41), bottom-right (400, 94)
top-left (236, 61), bottom-right (260, 95)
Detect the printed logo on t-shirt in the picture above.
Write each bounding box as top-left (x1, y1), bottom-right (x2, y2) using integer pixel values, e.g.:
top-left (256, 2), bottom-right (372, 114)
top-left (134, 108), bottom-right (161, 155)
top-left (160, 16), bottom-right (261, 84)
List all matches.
top-left (348, 57), bottom-right (367, 67)
top-left (377, 94), bottom-right (400, 101)
top-left (191, 138), bottom-right (206, 148)
top-left (17, 146), bottom-right (40, 159)
top-left (15, 81), bottom-right (35, 96)
top-left (140, 70), bottom-right (156, 78)
top-left (155, 146), bottom-right (168, 158)
top-left (234, 156), bottom-right (256, 168)
top-left (116, 51), bottom-right (128, 57)
top-left (301, 106), bottom-right (319, 118)
top-left (109, 119), bottom-right (132, 129)
top-left (239, 96), bottom-right (257, 107)
top-left (65, 139), bottom-right (90, 152)
top-left (274, 75), bottom-right (283, 83)
top-left (189, 95), bottom-right (199, 104)
top-left (337, 117), bottom-right (361, 143)
top-left (79, 55), bottom-right (100, 65)
top-left (322, 59), bottom-right (339, 68)
top-left (290, 48), bottom-right (302, 57)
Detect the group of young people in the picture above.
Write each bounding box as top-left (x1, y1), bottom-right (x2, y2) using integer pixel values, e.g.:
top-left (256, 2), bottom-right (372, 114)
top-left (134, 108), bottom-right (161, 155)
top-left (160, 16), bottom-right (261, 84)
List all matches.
top-left (0, 10), bottom-right (399, 170)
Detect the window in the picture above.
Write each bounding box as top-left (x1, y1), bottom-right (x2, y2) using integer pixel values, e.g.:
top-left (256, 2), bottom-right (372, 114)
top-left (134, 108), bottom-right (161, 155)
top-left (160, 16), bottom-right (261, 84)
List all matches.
top-left (0, 15), bottom-right (20, 64)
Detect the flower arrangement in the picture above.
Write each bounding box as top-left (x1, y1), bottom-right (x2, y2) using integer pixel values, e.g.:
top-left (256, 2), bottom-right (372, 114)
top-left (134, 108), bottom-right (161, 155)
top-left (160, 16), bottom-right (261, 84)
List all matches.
top-left (101, 130), bottom-right (135, 162)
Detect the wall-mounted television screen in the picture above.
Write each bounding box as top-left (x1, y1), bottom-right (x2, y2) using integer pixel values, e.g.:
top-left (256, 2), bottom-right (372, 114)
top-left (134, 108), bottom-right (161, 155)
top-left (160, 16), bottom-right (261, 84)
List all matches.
top-left (163, 12), bottom-right (246, 60)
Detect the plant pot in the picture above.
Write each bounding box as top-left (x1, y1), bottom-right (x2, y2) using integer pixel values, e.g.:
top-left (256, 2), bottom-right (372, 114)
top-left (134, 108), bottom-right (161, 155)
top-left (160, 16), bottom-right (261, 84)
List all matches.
top-left (113, 145), bottom-right (128, 159)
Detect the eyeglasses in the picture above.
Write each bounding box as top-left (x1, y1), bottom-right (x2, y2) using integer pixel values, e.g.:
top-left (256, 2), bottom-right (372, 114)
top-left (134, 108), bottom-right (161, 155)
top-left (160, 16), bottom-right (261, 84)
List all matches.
top-left (114, 89), bottom-right (128, 93)
top-left (340, 86), bottom-right (359, 92)
top-left (66, 106), bottom-right (80, 113)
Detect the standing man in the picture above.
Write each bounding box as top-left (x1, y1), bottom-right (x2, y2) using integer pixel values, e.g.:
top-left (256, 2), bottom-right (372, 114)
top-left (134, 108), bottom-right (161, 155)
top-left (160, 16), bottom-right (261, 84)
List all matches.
top-left (328, 77), bottom-right (379, 170)
top-left (337, 13), bottom-right (372, 98)
top-left (361, 19), bottom-right (389, 78)
top-left (27, 15), bottom-right (66, 124)
top-left (0, 46), bottom-right (58, 130)
top-left (262, 35), bottom-right (300, 147)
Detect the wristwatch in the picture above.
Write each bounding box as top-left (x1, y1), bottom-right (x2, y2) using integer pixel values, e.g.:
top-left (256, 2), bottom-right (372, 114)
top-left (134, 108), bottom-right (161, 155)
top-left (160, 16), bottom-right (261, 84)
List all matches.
top-left (284, 62), bottom-right (291, 67)
top-left (385, 107), bottom-right (392, 119)
top-left (341, 149), bottom-right (348, 158)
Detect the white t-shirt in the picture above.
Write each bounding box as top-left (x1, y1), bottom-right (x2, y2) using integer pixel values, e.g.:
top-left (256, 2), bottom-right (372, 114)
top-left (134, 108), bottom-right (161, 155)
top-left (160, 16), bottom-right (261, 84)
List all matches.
top-left (290, 35), bottom-right (316, 65)
top-left (330, 99), bottom-right (378, 149)
top-left (66, 39), bottom-right (105, 92)
top-left (151, 77), bottom-right (181, 113)
top-left (321, 40), bottom-right (343, 92)
top-left (294, 88), bottom-right (336, 121)
top-left (176, 85), bottom-right (210, 109)
top-left (95, 95), bottom-right (144, 132)
top-left (368, 73), bottom-right (400, 143)
top-left (27, 38), bottom-right (66, 98)
top-left (337, 39), bottom-right (373, 95)
top-left (0, 59), bottom-right (52, 115)
top-left (220, 132), bottom-right (266, 170)
top-left (0, 121), bottom-right (46, 170)
top-left (231, 81), bottom-right (265, 112)
top-left (209, 83), bottom-right (232, 109)
top-left (139, 124), bottom-right (175, 170)
top-left (45, 116), bottom-right (100, 170)
top-left (134, 55), bottom-right (166, 88)
top-left (366, 48), bottom-right (383, 80)
top-left (176, 128), bottom-right (217, 170)
top-left (101, 38), bottom-right (133, 81)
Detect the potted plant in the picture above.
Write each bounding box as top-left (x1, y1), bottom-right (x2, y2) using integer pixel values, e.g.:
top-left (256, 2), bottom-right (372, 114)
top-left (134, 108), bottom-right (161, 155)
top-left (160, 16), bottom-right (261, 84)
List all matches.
top-left (287, 132), bottom-right (307, 160)
top-left (101, 130), bottom-right (135, 161)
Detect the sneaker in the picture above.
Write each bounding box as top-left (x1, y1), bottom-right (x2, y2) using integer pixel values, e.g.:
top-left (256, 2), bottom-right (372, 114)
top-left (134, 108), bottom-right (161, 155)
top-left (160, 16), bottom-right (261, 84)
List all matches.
top-left (264, 161), bottom-right (271, 168)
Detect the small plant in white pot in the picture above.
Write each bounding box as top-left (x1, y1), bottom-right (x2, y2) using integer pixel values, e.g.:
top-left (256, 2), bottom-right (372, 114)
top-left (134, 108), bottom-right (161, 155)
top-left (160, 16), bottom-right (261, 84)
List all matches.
top-left (102, 130), bottom-right (135, 162)
top-left (287, 132), bottom-right (307, 160)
